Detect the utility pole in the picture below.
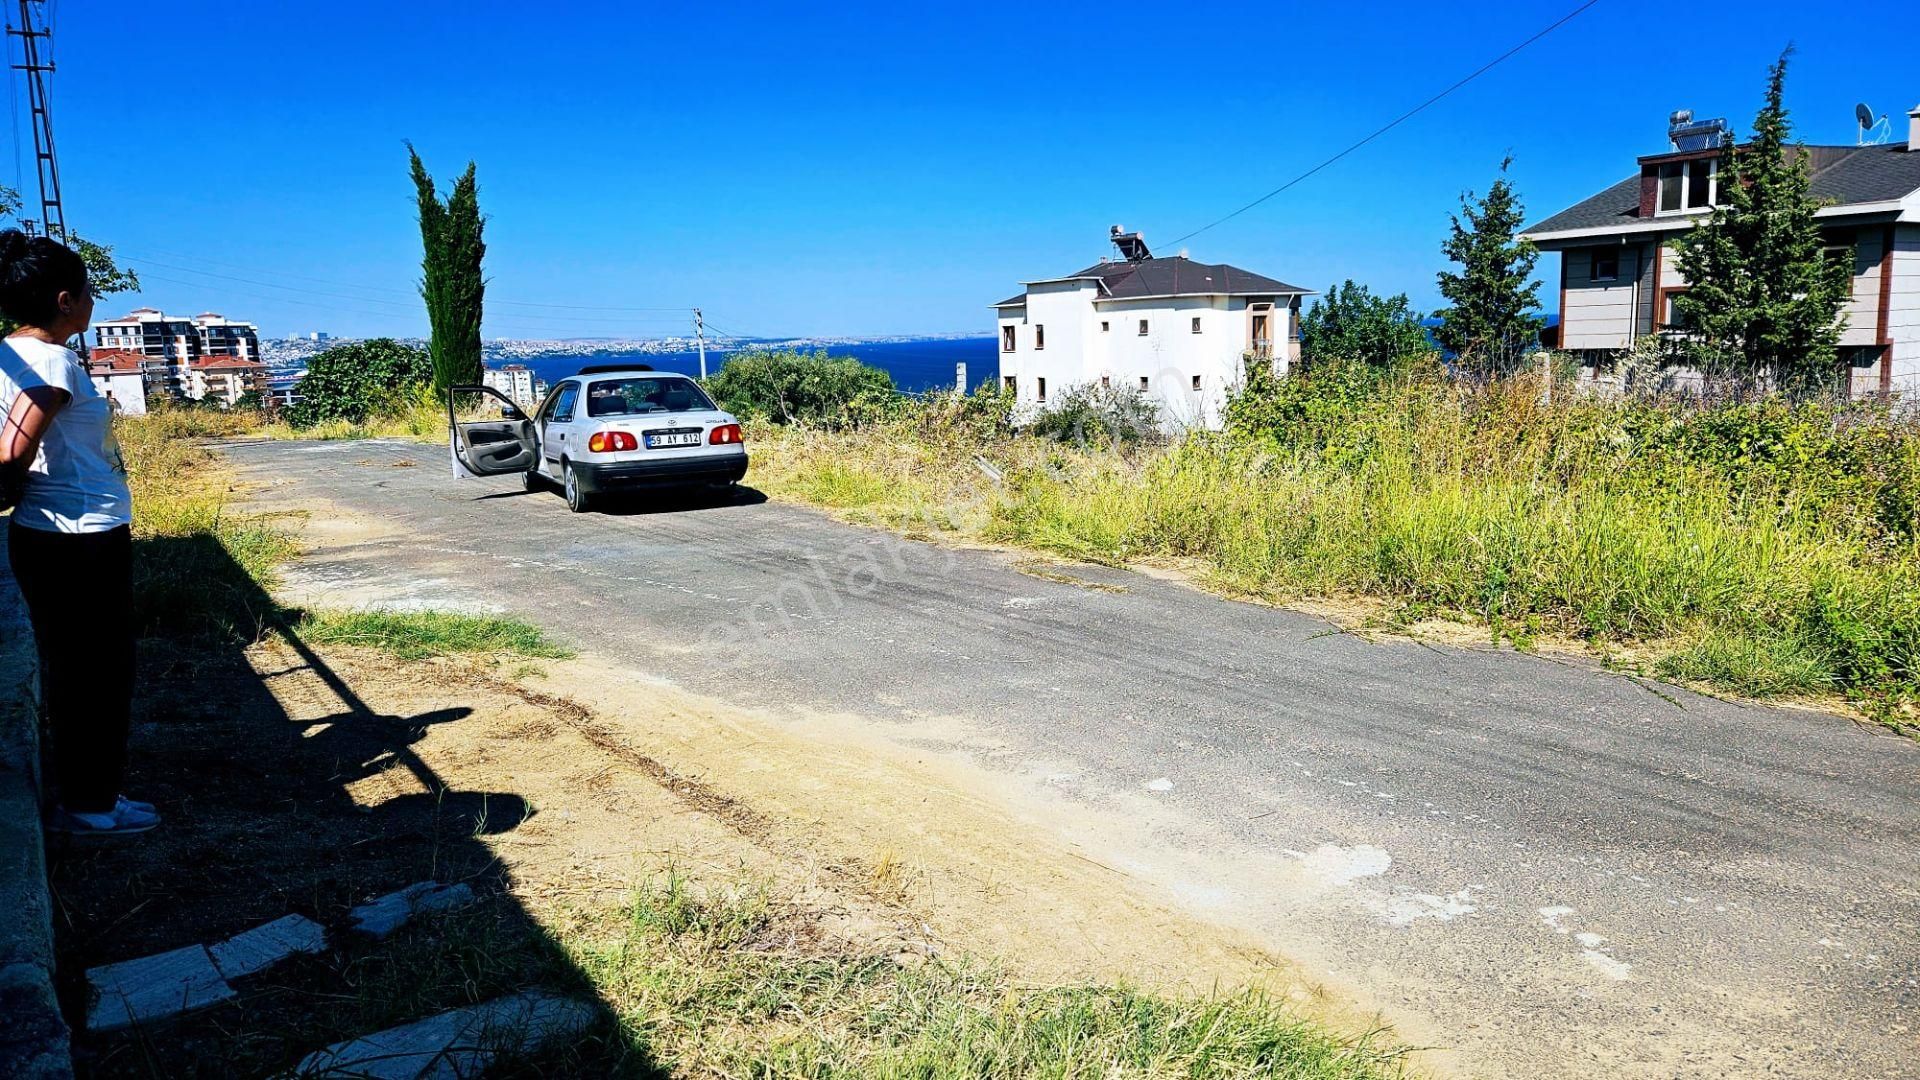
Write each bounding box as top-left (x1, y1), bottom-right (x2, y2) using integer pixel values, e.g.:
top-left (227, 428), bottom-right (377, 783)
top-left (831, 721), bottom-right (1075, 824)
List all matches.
top-left (9, 0), bottom-right (65, 241)
top-left (694, 308), bottom-right (706, 380)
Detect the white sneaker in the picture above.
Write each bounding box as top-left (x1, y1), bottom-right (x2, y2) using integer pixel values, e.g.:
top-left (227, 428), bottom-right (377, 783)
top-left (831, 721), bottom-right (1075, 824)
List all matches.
top-left (117, 795), bottom-right (156, 815)
top-left (47, 799), bottom-right (160, 837)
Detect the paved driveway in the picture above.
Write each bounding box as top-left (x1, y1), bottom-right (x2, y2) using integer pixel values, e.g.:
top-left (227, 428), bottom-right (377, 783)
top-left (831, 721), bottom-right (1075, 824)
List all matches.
top-left (223, 439), bottom-right (1920, 1078)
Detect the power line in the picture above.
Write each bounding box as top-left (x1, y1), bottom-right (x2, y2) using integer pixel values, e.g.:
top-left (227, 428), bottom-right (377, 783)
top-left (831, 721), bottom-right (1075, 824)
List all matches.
top-left (113, 245), bottom-right (697, 313)
top-left (1166, 0), bottom-right (1604, 247)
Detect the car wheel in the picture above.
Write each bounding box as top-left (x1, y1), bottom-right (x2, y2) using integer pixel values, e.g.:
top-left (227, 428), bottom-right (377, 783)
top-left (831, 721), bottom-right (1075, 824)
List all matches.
top-left (563, 462), bottom-right (592, 513)
top-left (523, 467), bottom-right (546, 493)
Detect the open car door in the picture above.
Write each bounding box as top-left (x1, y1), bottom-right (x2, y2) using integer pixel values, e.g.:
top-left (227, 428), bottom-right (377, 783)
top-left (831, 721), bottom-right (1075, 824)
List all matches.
top-left (448, 385), bottom-right (538, 479)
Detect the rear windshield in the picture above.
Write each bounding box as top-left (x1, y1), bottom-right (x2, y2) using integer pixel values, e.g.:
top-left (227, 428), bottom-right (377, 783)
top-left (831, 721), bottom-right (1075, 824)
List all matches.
top-left (585, 377), bottom-right (716, 417)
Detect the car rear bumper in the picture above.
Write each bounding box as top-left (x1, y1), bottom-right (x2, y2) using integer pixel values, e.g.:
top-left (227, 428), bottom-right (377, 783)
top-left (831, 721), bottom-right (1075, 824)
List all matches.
top-left (574, 453), bottom-right (749, 492)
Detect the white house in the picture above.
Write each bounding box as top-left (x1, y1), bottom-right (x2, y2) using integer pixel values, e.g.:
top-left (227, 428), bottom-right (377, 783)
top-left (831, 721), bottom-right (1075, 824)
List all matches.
top-left (993, 227), bottom-right (1309, 429)
top-left (85, 349), bottom-right (148, 416)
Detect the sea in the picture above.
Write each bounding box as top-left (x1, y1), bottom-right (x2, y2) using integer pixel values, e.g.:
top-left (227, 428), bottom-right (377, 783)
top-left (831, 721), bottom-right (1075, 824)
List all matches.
top-left (505, 337), bottom-right (1003, 396)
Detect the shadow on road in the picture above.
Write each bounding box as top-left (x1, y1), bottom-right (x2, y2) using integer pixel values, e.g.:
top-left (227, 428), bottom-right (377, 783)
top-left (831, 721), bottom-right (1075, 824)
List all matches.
top-left (588, 483), bottom-right (769, 517)
top-left (45, 532), bottom-right (658, 1076)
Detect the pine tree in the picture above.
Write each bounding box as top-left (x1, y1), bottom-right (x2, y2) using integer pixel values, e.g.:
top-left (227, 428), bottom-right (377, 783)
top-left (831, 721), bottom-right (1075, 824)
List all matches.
top-left (409, 144), bottom-right (486, 394)
top-left (1670, 49), bottom-right (1852, 394)
top-left (1433, 157), bottom-right (1544, 377)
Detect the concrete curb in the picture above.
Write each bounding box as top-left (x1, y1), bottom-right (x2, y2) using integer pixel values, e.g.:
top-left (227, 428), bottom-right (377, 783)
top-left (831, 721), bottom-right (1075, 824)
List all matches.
top-left (0, 529), bottom-right (74, 1079)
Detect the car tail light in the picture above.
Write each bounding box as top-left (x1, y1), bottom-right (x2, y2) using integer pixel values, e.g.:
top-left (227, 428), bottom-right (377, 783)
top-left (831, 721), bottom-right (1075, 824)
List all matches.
top-left (709, 423), bottom-right (744, 445)
top-left (588, 430), bottom-right (638, 453)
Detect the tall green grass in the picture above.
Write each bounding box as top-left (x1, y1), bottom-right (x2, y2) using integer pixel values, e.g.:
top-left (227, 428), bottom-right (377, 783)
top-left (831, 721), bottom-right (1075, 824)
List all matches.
top-left (755, 368), bottom-right (1919, 720)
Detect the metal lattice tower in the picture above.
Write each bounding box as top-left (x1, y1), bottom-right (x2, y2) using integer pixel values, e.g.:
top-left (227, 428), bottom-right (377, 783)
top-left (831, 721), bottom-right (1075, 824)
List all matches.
top-left (8, 0), bottom-right (62, 240)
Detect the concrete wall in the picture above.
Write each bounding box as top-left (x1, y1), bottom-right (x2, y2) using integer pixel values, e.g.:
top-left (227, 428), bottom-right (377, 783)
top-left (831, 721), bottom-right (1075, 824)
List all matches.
top-left (0, 534), bottom-right (74, 1078)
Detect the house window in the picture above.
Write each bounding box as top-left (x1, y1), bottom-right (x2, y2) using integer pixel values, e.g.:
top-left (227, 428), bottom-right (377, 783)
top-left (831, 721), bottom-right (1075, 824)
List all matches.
top-left (1591, 250), bottom-right (1619, 282)
top-left (1138, 376), bottom-right (1150, 391)
top-left (1191, 316), bottom-right (1203, 334)
top-left (1137, 319), bottom-right (1149, 336)
top-left (1034, 324), bottom-right (1045, 350)
top-left (1101, 321), bottom-right (1110, 332)
top-left (1001, 325), bottom-right (1015, 353)
top-left (1661, 287), bottom-right (1690, 329)
top-left (1037, 377), bottom-right (1047, 402)
top-left (1656, 159), bottom-right (1717, 214)
top-left (1100, 375), bottom-right (1110, 387)
top-left (1823, 241), bottom-right (1856, 275)
top-left (1003, 375), bottom-right (1016, 393)
top-left (1191, 375), bottom-right (1202, 391)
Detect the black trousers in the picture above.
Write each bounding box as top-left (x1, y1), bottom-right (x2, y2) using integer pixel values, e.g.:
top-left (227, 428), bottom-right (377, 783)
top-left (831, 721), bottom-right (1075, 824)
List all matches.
top-left (7, 520), bottom-right (135, 813)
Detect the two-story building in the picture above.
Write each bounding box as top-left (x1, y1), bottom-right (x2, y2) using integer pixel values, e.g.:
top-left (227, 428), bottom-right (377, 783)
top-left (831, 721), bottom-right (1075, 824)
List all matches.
top-left (1523, 106), bottom-right (1920, 398)
top-left (993, 227), bottom-right (1309, 429)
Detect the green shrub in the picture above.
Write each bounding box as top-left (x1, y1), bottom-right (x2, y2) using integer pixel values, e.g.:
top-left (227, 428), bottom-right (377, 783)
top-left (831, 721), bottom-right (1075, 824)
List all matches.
top-left (285, 338), bottom-right (434, 427)
top-left (1025, 382), bottom-right (1161, 445)
top-left (704, 349), bottom-right (895, 428)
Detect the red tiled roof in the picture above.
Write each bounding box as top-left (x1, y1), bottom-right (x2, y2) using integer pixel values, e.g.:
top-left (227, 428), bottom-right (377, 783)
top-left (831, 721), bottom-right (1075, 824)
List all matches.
top-left (190, 356), bottom-right (265, 370)
top-left (86, 349), bottom-right (146, 372)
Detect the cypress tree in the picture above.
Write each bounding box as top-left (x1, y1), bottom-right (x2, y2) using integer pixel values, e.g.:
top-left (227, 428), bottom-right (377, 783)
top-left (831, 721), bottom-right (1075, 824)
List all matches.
top-left (1433, 157), bottom-right (1544, 377)
top-left (1670, 49), bottom-right (1852, 394)
top-left (408, 144), bottom-right (486, 394)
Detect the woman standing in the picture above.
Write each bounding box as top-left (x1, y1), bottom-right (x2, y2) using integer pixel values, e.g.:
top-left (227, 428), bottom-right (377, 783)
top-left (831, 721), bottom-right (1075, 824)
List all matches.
top-left (0, 229), bottom-right (155, 836)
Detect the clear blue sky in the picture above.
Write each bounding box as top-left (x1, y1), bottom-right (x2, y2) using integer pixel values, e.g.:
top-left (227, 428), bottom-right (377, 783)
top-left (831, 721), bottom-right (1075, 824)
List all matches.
top-left (22, 0), bottom-right (1916, 340)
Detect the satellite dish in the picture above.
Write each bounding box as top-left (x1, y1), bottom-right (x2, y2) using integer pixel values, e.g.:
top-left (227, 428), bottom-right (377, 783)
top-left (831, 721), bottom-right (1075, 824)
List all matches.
top-left (1857, 104), bottom-right (1892, 146)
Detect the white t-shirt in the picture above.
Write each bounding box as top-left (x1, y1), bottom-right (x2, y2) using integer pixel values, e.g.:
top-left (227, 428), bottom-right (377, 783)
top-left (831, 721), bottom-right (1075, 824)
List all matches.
top-left (0, 336), bottom-right (133, 533)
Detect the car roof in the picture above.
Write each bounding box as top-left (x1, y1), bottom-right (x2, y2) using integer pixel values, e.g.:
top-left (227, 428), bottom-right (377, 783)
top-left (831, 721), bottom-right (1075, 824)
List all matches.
top-left (575, 363), bottom-right (699, 378)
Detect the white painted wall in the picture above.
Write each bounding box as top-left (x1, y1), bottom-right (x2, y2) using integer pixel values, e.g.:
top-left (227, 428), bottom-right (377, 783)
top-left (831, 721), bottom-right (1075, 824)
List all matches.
top-left (996, 283), bottom-right (1296, 430)
top-left (90, 371), bottom-right (146, 416)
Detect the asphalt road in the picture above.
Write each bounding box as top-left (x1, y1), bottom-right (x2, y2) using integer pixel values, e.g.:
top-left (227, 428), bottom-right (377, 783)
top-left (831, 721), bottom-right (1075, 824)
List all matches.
top-left (224, 439), bottom-right (1920, 1079)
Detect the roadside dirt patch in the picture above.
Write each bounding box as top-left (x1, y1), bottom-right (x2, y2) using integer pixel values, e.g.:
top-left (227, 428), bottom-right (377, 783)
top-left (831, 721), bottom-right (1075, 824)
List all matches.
top-left (50, 629), bottom-right (1417, 1075)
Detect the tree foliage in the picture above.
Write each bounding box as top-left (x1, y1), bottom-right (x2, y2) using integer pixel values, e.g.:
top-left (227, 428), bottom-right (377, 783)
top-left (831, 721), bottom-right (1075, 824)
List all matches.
top-left (1670, 49), bottom-right (1853, 393)
top-left (284, 338), bottom-right (432, 427)
top-left (704, 349), bottom-right (895, 428)
top-left (408, 144), bottom-right (486, 394)
top-left (1300, 280), bottom-right (1434, 368)
top-left (1433, 157), bottom-right (1544, 376)
top-left (0, 185), bottom-right (139, 336)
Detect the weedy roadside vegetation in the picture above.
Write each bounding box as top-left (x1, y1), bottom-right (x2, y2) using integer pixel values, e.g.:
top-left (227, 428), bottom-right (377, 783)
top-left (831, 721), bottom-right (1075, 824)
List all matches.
top-left (534, 874), bottom-right (1407, 1079)
top-left (744, 357), bottom-right (1919, 728)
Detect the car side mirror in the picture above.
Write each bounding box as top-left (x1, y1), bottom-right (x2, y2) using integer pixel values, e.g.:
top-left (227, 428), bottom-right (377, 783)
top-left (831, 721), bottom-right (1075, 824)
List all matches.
top-left (500, 405), bottom-right (526, 421)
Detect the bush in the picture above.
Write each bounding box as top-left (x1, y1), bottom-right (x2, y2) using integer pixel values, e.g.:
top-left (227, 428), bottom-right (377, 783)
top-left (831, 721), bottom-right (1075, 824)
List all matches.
top-left (1025, 382), bottom-right (1161, 445)
top-left (704, 349), bottom-right (895, 428)
top-left (285, 338), bottom-right (433, 427)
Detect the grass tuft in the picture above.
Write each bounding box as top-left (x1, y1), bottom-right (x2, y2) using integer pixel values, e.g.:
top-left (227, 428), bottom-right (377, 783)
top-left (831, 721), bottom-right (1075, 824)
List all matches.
top-left (293, 610), bottom-right (574, 660)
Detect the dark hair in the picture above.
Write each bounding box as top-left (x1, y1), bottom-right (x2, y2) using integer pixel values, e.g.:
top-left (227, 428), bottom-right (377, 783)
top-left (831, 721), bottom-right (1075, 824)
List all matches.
top-left (0, 229), bottom-right (89, 328)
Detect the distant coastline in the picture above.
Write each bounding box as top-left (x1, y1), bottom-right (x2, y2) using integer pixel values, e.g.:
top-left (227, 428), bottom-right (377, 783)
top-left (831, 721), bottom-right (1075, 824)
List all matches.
top-left (260, 333), bottom-right (1002, 395)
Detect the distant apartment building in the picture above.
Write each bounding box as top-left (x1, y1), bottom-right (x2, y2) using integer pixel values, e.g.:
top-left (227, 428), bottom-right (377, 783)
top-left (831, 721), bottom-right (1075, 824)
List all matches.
top-left (84, 350), bottom-right (149, 415)
top-left (92, 308), bottom-right (264, 403)
top-left (483, 363), bottom-right (541, 407)
top-left (994, 227), bottom-right (1309, 429)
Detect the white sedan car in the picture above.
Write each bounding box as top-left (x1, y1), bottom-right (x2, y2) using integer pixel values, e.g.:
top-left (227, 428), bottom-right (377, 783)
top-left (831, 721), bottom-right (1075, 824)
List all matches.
top-left (449, 365), bottom-right (748, 512)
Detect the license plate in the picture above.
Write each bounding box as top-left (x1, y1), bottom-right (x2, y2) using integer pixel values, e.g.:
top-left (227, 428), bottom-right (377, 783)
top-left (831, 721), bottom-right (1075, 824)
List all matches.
top-left (646, 432), bottom-right (701, 448)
